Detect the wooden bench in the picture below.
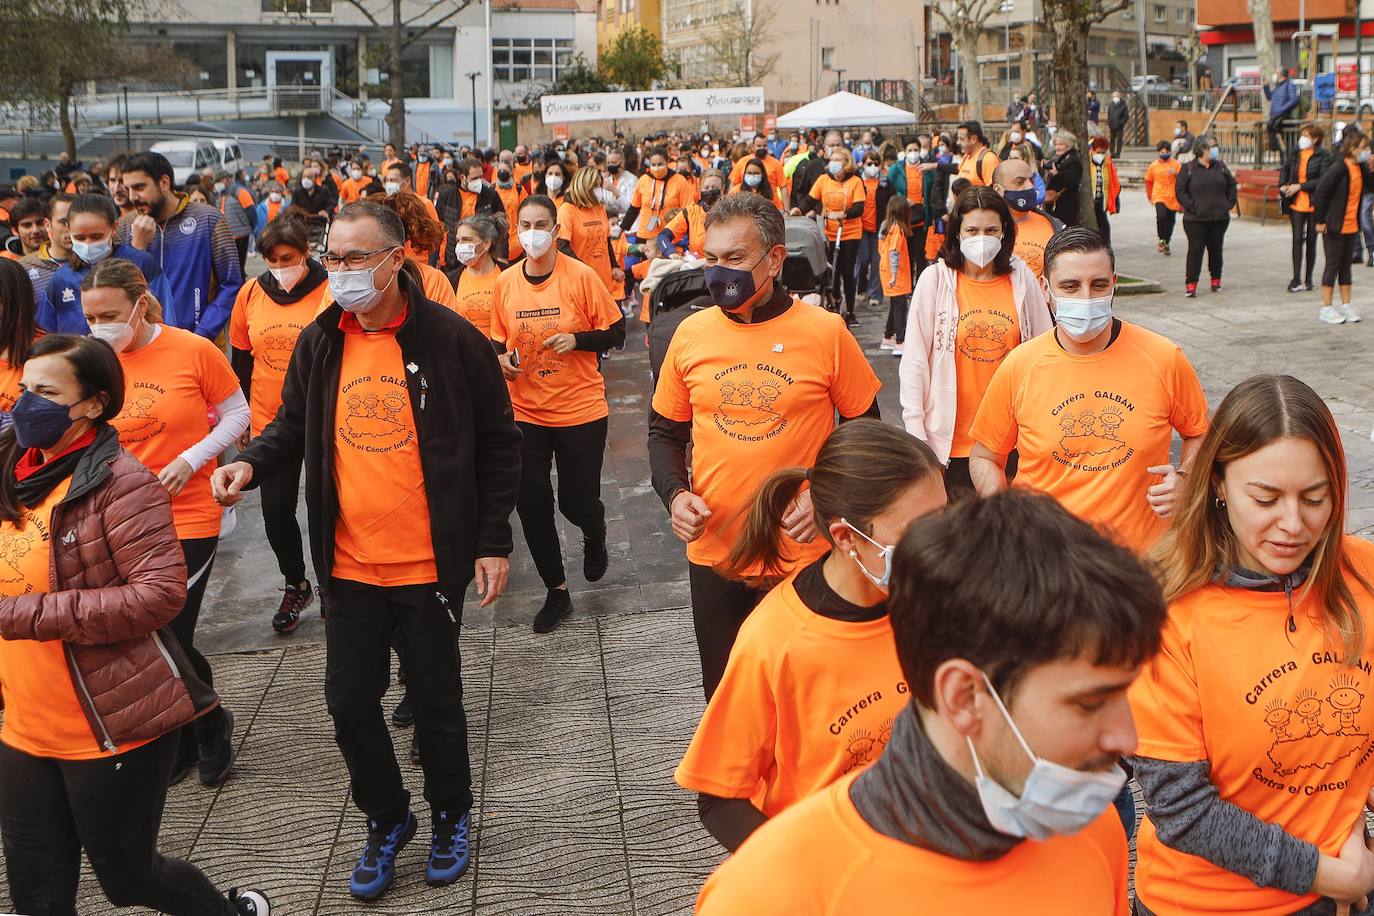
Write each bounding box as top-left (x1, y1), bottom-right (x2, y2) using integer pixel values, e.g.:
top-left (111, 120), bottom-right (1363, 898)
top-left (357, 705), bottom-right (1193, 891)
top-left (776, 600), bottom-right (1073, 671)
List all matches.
top-left (1234, 168), bottom-right (1282, 226)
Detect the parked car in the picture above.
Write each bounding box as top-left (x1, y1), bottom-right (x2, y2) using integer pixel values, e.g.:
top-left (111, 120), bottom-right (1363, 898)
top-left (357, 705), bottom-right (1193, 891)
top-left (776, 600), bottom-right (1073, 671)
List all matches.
top-left (149, 139), bottom-right (221, 186)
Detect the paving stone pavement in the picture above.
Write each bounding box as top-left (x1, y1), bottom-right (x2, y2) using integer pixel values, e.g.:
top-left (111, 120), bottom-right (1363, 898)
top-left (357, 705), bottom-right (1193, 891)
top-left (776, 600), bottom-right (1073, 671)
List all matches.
top-left (3, 201), bottom-right (1374, 915)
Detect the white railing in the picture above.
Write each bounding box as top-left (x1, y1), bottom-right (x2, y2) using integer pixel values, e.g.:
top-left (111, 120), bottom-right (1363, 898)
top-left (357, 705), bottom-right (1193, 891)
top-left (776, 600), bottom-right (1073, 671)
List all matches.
top-left (0, 85), bottom-right (339, 132)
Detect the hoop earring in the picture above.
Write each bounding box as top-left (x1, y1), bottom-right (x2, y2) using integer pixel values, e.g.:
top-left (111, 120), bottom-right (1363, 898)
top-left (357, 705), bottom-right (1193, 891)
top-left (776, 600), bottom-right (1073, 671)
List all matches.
top-left (1214, 496), bottom-right (1227, 509)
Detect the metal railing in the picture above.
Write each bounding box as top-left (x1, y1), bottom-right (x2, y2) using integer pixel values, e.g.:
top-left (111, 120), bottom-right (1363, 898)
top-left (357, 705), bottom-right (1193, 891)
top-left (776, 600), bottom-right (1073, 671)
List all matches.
top-left (0, 84), bottom-right (344, 132)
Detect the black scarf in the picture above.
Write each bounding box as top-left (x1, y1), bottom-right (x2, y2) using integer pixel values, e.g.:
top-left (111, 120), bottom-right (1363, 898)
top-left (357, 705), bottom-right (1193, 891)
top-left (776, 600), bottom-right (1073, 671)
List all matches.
top-left (15, 439), bottom-right (90, 508)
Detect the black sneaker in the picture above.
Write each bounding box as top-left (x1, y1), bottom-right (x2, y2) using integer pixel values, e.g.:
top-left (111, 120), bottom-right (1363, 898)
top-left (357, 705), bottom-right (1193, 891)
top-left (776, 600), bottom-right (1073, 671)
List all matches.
top-left (271, 580), bottom-right (314, 634)
top-left (1287, 280), bottom-right (1304, 293)
top-left (533, 588), bottom-right (572, 633)
top-left (168, 727), bottom-right (196, 787)
top-left (1305, 281), bottom-right (1316, 291)
top-left (392, 691), bottom-right (414, 728)
top-left (229, 888), bottom-right (271, 915)
top-left (843, 310), bottom-right (860, 328)
top-left (197, 708), bottom-right (236, 787)
top-left (583, 531), bottom-right (609, 583)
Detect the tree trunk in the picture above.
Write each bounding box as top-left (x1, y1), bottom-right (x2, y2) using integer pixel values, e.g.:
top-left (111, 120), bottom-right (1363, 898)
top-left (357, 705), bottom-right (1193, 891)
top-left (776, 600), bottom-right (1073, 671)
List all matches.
top-left (953, 25), bottom-right (984, 121)
top-left (385, 0), bottom-right (406, 148)
top-left (1248, 0), bottom-right (1279, 114)
top-left (59, 85), bottom-right (77, 161)
top-left (1044, 8), bottom-right (1097, 227)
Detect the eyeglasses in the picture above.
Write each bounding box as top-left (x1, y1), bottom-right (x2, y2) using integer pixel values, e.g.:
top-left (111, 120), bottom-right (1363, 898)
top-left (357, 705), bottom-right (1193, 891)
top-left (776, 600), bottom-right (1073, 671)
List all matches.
top-left (320, 246), bottom-right (396, 271)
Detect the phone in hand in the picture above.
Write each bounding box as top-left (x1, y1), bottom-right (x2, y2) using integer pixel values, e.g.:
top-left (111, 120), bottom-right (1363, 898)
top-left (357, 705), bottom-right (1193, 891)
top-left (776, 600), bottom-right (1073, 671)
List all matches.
top-left (510, 348), bottom-right (521, 368)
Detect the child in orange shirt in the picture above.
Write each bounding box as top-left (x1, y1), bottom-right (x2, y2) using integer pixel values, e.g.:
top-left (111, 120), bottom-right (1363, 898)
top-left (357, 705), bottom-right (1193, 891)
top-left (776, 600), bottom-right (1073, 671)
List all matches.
top-left (677, 421), bottom-right (946, 851)
top-left (877, 196), bottom-right (913, 356)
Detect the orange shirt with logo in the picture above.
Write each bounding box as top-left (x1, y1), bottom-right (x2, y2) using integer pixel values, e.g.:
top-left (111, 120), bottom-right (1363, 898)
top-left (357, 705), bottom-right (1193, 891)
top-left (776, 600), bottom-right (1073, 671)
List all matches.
top-left (969, 322), bottom-right (1209, 552)
top-left (1011, 209), bottom-right (1057, 279)
top-left (557, 200), bottom-right (616, 296)
top-left (454, 266), bottom-right (501, 337)
top-left (676, 572), bottom-right (907, 817)
top-left (876, 224), bottom-right (912, 298)
top-left (665, 204), bottom-right (708, 257)
top-left (1291, 150), bottom-right (1314, 213)
top-left (808, 174), bottom-right (866, 242)
top-left (111, 325), bottom-right (241, 540)
top-left (630, 173), bottom-right (694, 236)
top-left (952, 273), bottom-right (1022, 458)
top-left (0, 476), bottom-right (156, 760)
top-left (0, 357), bottom-right (22, 411)
top-left (651, 302), bottom-right (881, 572)
top-left (1130, 537), bottom-right (1374, 916)
top-left (229, 277), bottom-right (330, 436)
top-left (1344, 160), bottom-right (1363, 235)
top-left (332, 319), bottom-right (437, 587)
top-left (489, 253), bottom-right (622, 428)
top-left (695, 770), bottom-right (1130, 915)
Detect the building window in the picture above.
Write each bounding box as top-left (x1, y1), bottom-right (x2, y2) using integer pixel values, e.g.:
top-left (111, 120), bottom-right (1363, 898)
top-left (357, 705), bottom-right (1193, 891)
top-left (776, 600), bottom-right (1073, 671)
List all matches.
top-left (1175, 6), bottom-right (1187, 21)
top-left (1122, 5), bottom-right (1133, 18)
top-left (821, 46), bottom-right (834, 68)
top-left (262, 0), bottom-right (332, 12)
top-left (493, 37), bottom-right (576, 83)
top-left (1152, 3), bottom-right (1165, 20)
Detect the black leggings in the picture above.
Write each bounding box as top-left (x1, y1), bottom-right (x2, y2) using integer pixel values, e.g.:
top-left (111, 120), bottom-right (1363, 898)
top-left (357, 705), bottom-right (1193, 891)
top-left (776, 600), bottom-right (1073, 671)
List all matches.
top-left (1289, 210), bottom-right (1318, 285)
top-left (172, 537), bottom-right (225, 739)
top-left (0, 735), bottom-right (233, 916)
top-left (688, 562), bottom-right (766, 699)
top-left (258, 457), bottom-right (307, 585)
top-left (515, 417), bottom-right (608, 590)
top-left (885, 294), bottom-right (911, 342)
top-left (1183, 217), bottom-right (1228, 284)
top-left (1323, 231), bottom-right (1358, 288)
top-left (1094, 201), bottom-right (1112, 246)
top-left (826, 238), bottom-right (861, 312)
top-left (1155, 203), bottom-right (1177, 244)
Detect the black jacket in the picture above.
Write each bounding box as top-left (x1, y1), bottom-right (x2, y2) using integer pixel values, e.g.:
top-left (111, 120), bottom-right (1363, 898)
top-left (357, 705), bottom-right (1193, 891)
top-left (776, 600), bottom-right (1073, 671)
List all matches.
top-left (236, 269), bottom-right (522, 600)
top-left (293, 184), bottom-right (336, 216)
top-left (436, 182), bottom-right (506, 260)
top-left (1311, 157), bottom-right (1371, 233)
top-left (1177, 158), bottom-right (1237, 221)
top-left (1046, 150), bottom-right (1083, 226)
top-left (1107, 99), bottom-right (1129, 130)
top-left (1279, 145), bottom-right (1333, 214)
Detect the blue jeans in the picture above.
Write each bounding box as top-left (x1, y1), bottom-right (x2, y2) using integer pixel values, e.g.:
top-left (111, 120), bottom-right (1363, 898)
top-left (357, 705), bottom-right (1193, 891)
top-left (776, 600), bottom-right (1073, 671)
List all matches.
top-left (854, 230), bottom-right (882, 302)
top-left (1358, 195), bottom-right (1374, 262)
top-left (1112, 784), bottom-right (1137, 840)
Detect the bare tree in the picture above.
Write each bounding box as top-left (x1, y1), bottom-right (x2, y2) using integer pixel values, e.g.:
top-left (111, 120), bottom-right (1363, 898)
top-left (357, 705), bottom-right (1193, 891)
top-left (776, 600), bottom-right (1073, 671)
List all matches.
top-left (931, 0), bottom-right (1001, 122)
top-left (1247, 0), bottom-right (1279, 112)
top-left (1042, 0), bottom-right (1129, 226)
top-left (339, 0), bottom-right (474, 147)
top-left (1177, 32), bottom-right (1204, 111)
top-left (703, 0), bottom-right (782, 87)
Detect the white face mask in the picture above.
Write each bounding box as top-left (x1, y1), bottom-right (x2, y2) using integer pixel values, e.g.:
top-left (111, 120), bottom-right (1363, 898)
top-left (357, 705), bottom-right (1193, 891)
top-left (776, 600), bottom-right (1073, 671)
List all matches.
top-left (1361, 150), bottom-right (1372, 165)
top-left (213, 182), bottom-right (225, 194)
top-left (1010, 131), bottom-right (1023, 143)
top-left (960, 235), bottom-right (1002, 268)
top-left (863, 164), bottom-right (880, 178)
top-left (467, 178), bottom-right (483, 193)
top-left (841, 517), bottom-right (893, 592)
top-left (88, 302), bottom-right (141, 353)
top-left (349, 168), bottom-right (363, 181)
top-left (71, 237), bottom-right (113, 265)
top-left (1053, 288), bottom-right (1114, 341)
top-left (270, 263), bottom-right (308, 291)
top-left (1091, 153), bottom-right (1106, 165)
top-left (1174, 127), bottom-right (1183, 137)
top-left (455, 241), bottom-right (480, 264)
top-left (520, 228), bottom-right (554, 258)
top-left (301, 177), bottom-right (315, 190)
top-left (544, 174), bottom-right (564, 192)
top-left (967, 673), bottom-right (1127, 840)
top-left (268, 191), bottom-right (283, 203)
top-left (743, 173), bottom-right (763, 188)
top-left (328, 250), bottom-right (397, 314)
top-left (827, 160), bottom-right (844, 176)
top-left (1298, 136), bottom-right (1314, 151)
top-left (383, 181), bottom-right (401, 196)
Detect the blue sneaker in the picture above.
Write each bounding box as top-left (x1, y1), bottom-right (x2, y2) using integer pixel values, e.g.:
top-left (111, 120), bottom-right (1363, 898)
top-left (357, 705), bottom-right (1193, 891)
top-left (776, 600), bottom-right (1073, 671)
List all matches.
top-left (349, 812), bottom-right (417, 901)
top-left (426, 810), bottom-right (471, 886)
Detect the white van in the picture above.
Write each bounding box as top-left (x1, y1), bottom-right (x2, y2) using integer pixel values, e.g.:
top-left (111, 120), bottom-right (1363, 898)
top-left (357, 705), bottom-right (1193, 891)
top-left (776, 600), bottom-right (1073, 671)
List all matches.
top-left (150, 140), bottom-right (220, 186)
top-left (211, 139), bottom-right (246, 178)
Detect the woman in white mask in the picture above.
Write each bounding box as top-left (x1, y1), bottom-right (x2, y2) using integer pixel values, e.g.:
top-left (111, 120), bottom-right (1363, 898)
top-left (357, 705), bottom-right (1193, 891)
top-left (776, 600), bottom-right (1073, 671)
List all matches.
top-left (1131, 375), bottom-right (1374, 916)
top-left (227, 217), bottom-right (329, 634)
top-left (678, 420), bottom-right (947, 853)
top-left (537, 160), bottom-right (571, 204)
top-left (445, 213), bottom-right (505, 337)
top-left (44, 193), bottom-right (162, 335)
top-left (898, 185), bottom-right (1052, 496)
top-left (80, 257), bottom-right (250, 787)
top-left (854, 150), bottom-right (891, 310)
top-left (489, 194), bottom-right (625, 634)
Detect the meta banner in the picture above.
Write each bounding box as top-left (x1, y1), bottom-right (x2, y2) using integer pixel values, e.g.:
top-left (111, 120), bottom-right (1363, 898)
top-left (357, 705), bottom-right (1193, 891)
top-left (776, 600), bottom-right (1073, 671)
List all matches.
top-left (540, 87), bottom-right (765, 124)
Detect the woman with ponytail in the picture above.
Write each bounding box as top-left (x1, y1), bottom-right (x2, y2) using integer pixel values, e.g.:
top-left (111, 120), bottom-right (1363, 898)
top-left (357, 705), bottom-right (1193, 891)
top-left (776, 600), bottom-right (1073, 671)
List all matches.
top-left (675, 419), bottom-right (947, 852)
top-left (80, 258), bottom-right (250, 788)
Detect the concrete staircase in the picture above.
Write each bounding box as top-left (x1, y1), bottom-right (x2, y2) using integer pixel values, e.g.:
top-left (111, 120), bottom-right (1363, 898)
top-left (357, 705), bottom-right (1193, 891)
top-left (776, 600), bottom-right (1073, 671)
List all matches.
top-left (1113, 146), bottom-right (1159, 190)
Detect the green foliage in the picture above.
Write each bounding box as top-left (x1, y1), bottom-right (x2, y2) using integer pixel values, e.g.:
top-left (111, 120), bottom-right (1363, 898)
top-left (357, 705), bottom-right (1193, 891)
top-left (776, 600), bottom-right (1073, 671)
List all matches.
top-left (520, 52), bottom-right (612, 110)
top-left (598, 26), bottom-right (669, 91)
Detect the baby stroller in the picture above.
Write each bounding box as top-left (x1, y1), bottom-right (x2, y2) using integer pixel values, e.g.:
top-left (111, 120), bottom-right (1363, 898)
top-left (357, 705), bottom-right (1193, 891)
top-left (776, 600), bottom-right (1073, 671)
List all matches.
top-left (782, 215), bottom-right (840, 313)
top-left (303, 213), bottom-right (330, 256)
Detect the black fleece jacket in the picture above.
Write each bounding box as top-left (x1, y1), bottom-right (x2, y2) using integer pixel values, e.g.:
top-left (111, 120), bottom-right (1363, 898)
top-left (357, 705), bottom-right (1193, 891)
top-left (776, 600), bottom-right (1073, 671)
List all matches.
top-left (235, 269), bottom-right (522, 600)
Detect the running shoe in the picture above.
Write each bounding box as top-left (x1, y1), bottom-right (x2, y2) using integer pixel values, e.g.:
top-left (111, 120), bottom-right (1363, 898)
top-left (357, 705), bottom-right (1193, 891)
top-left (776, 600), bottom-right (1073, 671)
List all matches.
top-left (1305, 281), bottom-right (1316, 291)
top-left (843, 311), bottom-right (860, 328)
top-left (1319, 305), bottom-right (1347, 325)
top-left (349, 812), bottom-right (417, 901)
top-left (533, 588), bottom-right (572, 633)
top-left (892, 344), bottom-right (904, 357)
top-left (1210, 278), bottom-right (1222, 293)
top-left (271, 580), bottom-right (314, 634)
top-left (427, 810), bottom-right (472, 886)
top-left (1163, 242), bottom-right (1171, 256)
top-left (583, 531), bottom-right (609, 583)
top-left (1184, 282), bottom-right (1197, 298)
top-left (880, 337), bottom-right (896, 350)
top-left (229, 888), bottom-right (271, 915)
top-left (1287, 280), bottom-right (1305, 293)
top-left (198, 708), bottom-right (236, 787)
top-left (1341, 303), bottom-right (1362, 323)
top-left (1157, 239), bottom-right (1166, 253)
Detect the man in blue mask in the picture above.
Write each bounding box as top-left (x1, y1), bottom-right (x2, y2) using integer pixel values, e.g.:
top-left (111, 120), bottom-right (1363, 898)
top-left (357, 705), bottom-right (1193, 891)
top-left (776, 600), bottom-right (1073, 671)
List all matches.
top-left (992, 157), bottom-right (1062, 279)
top-left (648, 192), bottom-right (882, 699)
top-left (695, 489), bottom-right (1167, 912)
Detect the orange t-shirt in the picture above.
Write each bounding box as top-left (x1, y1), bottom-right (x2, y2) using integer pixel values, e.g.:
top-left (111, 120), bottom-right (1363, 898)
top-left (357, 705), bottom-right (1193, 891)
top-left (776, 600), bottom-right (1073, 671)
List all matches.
top-left (665, 204), bottom-right (708, 257)
top-left (808, 174), bottom-right (866, 242)
top-left (454, 265), bottom-right (500, 337)
top-left (958, 147), bottom-right (999, 187)
top-left (264, 200), bottom-right (284, 224)
top-left (489, 253), bottom-right (622, 428)
top-left (676, 571), bottom-right (906, 817)
top-left (629, 173), bottom-right (694, 236)
top-left (229, 276), bottom-right (330, 437)
top-left (969, 322), bottom-right (1209, 553)
top-left (0, 476), bottom-right (154, 761)
top-left (513, 160), bottom-right (533, 186)
top-left (0, 356), bottom-right (22, 410)
top-left (1291, 149), bottom-right (1314, 213)
top-left (876, 223), bottom-right (912, 297)
top-left (696, 770), bottom-right (1130, 915)
top-left (111, 325), bottom-right (241, 540)
top-left (1145, 158), bottom-right (1183, 212)
top-left (925, 227), bottom-right (944, 263)
top-left (1130, 536), bottom-right (1374, 916)
top-left (557, 200), bottom-right (616, 296)
top-left (951, 273), bottom-right (1021, 458)
top-left (904, 163), bottom-right (925, 206)
top-left (331, 322), bottom-right (437, 587)
top-left (338, 177), bottom-right (367, 206)
top-left (1343, 160), bottom-right (1362, 235)
top-left (1011, 209), bottom-right (1057, 279)
top-left (274, 166), bottom-right (290, 186)
top-left (860, 177), bottom-right (881, 233)
top-left (496, 184), bottom-right (525, 259)
top-left (730, 155), bottom-right (786, 195)
top-left (651, 302), bottom-right (881, 571)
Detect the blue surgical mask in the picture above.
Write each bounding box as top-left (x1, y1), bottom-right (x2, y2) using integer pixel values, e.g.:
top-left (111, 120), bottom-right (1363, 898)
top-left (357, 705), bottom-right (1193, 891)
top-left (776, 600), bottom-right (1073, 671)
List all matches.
top-left (827, 160), bottom-right (844, 176)
top-left (1002, 188), bottom-right (1037, 212)
top-left (11, 390), bottom-right (79, 450)
top-left (71, 238), bottom-right (113, 264)
top-left (743, 173), bottom-right (763, 188)
top-left (841, 517), bottom-right (894, 591)
top-left (704, 253), bottom-right (768, 311)
top-left (1053, 289), bottom-right (1115, 342)
top-left (328, 249), bottom-right (397, 314)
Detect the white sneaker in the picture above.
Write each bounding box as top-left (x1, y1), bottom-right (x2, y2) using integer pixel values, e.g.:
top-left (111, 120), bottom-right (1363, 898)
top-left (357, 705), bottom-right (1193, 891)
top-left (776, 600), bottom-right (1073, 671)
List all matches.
top-left (1341, 303), bottom-right (1363, 323)
top-left (892, 344), bottom-right (905, 356)
top-left (880, 337), bottom-right (896, 350)
top-left (1319, 305), bottom-right (1347, 325)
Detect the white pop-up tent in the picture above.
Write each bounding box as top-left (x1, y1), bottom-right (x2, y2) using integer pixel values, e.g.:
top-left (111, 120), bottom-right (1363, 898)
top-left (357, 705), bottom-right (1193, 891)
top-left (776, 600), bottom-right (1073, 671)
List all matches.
top-left (775, 91), bottom-right (914, 129)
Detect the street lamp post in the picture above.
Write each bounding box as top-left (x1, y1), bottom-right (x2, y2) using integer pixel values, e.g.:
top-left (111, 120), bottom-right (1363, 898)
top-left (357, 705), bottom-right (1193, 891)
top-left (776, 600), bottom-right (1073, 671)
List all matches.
top-left (1001, 0), bottom-right (1015, 105)
top-left (465, 70), bottom-right (481, 146)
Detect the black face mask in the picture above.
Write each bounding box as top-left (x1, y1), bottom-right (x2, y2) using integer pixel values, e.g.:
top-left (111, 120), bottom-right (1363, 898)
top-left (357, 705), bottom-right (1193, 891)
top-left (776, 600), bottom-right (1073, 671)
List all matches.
top-left (607, 163), bottom-right (621, 174)
top-left (498, 169), bottom-right (511, 181)
top-left (517, 154), bottom-right (529, 163)
top-left (700, 187), bottom-right (722, 207)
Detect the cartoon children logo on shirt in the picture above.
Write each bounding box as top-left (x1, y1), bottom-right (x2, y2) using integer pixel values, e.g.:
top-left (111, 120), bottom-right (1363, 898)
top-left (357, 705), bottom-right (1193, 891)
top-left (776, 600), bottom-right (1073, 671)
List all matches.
top-left (843, 717), bottom-right (895, 774)
top-left (512, 308), bottom-right (565, 379)
top-left (258, 322), bottom-right (305, 372)
top-left (337, 374), bottom-right (413, 454)
top-left (114, 382), bottom-right (167, 443)
top-left (1050, 392), bottom-right (1135, 470)
top-left (0, 506), bottom-right (47, 588)
top-left (1262, 674), bottom-right (1369, 777)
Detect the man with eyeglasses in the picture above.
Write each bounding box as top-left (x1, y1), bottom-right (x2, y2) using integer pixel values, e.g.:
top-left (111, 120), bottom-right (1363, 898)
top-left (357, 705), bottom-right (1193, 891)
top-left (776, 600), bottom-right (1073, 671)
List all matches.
top-left (210, 200), bottom-right (522, 902)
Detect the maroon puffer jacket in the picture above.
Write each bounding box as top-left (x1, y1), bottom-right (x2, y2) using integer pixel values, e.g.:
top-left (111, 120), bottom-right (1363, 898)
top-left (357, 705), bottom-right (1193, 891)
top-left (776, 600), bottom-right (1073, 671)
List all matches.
top-left (0, 425), bottom-right (217, 753)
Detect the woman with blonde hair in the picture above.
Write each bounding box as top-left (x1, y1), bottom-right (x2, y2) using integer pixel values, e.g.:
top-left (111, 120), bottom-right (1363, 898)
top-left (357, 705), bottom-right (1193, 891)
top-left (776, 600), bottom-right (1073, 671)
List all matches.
top-left (557, 163), bottom-right (623, 297)
top-left (1130, 374), bottom-right (1374, 916)
top-left (363, 189), bottom-right (460, 309)
top-left (80, 258), bottom-right (250, 787)
top-left (801, 144), bottom-right (868, 325)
